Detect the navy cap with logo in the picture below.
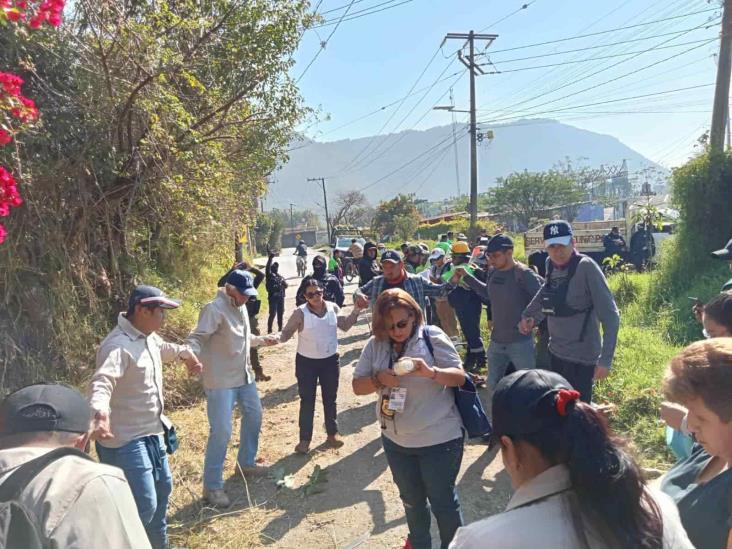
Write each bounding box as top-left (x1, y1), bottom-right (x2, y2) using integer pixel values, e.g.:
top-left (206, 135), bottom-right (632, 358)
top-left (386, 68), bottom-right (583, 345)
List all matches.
top-left (381, 250), bottom-right (402, 264)
top-left (0, 383), bottom-right (92, 435)
top-left (485, 234), bottom-right (514, 253)
top-left (226, 269), bottom-right (258, 297)
top-left (490, 369), bottom-right (579, 447)
top-left (543, 220), bottom-right (574, 247)
top-left (128, 285), bottom-right (181, 311)
top-left (711, 238), bottom-right (732, 261)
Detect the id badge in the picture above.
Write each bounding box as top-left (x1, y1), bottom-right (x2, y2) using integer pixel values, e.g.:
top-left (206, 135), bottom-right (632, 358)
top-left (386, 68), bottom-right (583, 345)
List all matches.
top-left (388, 387), bottom-right (407, 412)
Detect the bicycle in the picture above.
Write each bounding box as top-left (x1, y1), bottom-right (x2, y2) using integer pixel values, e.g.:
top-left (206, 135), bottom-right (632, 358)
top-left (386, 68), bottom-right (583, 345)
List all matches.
top-left (342, 256), bottom-right (358, 283)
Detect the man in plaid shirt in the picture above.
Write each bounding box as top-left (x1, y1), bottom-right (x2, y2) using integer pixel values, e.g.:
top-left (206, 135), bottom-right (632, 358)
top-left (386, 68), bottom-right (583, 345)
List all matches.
top-left (354, 250), bottom-right (454, 312)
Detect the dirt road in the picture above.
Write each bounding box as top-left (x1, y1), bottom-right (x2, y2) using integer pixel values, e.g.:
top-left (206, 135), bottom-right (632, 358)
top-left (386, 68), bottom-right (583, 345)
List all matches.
top-left (168, 250), bottom-right (510, 548)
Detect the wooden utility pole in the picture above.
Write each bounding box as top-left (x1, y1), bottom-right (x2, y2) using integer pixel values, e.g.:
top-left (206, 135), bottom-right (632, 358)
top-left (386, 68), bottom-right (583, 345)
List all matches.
top-left (307, 177), bottom-right (331, 243)
top-left (289, 203), bottom-right (295, 231)
top-left (443, 31), bottom-right (497, 241)
top-left (711, 0), bottom-right (732, 152)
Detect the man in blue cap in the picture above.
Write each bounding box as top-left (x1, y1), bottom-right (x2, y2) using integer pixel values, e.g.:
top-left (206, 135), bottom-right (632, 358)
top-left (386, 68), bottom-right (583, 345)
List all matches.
top-left (186, 270), bottom-right (279, 508)
top-left (90, 285), bottom-right (203, 549)
top-left (518, 221), bottom-right (620, 403)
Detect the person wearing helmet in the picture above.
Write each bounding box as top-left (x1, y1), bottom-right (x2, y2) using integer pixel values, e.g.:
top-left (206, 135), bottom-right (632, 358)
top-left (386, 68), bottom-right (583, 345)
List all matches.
top-left (447, 241), bottom-right (487, 376)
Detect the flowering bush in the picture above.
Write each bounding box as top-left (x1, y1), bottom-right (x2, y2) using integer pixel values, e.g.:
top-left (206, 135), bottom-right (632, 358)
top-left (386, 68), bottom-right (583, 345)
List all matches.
top-left (0, 0), bottom-right (63, 243)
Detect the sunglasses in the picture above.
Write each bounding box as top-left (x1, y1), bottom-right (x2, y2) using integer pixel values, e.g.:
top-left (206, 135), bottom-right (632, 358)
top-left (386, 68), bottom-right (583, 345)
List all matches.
top-left (387, 318), bottom-right (412, 331)
top-left (305, 289), bottom-right (324, 298)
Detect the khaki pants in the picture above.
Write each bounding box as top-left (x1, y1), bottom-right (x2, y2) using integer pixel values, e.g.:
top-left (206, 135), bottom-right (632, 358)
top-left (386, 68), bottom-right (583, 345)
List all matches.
top-left (435, 299), bottom-right (458, 338)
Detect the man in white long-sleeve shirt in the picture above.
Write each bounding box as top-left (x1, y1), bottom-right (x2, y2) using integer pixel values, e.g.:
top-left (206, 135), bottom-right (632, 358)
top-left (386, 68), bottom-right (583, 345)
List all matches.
top-left (186, 270), bottom-right (279, 508)
top-left (89, 285), bottom-right (202, 549)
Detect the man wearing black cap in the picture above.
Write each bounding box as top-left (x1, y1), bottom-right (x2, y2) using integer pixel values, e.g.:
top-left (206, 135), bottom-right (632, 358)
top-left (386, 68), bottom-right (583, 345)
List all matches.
top-left (295, 255), bottom-right (344, 307)
top-left (89, 285), bottom-right (202, 549)
top-left (453, 234), bottom-right (543, 389)
top-left (518, 221), bottom-right (620, 402)
top-left (354, 250), bottom-right (454, 314)
top-left (187, 270), bottom-right (280, 508)
top-left (711, 238), bottom-right (732, 292)
top-left (0, 383), bottom-right (151, 548)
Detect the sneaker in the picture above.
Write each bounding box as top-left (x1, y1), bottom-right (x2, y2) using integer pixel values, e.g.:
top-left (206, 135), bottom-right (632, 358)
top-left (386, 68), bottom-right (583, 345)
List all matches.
top-left (239, 463), bottom-right (270, 477)
top-left (295, 441), bottom-right (310, 454)
top-left (325, 434), bottom-right (344, 449)
top-left (202, 488), bottom-right (231, 507)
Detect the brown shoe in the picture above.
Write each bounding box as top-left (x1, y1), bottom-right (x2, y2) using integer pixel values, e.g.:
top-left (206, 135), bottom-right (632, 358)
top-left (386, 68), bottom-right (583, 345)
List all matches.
top-left (202, 488), bottom-right (231, 507)
top-left (238, 463), bottom-right (269, 477)
top-left (325, 434), bottom-right (344, 449)
top-left (294, 441), bottom-right (310, 454)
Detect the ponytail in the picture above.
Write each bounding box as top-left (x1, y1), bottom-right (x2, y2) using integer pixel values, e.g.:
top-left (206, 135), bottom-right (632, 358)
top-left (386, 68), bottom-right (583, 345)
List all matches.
top-left (518, 402), bottom-right (663, 549)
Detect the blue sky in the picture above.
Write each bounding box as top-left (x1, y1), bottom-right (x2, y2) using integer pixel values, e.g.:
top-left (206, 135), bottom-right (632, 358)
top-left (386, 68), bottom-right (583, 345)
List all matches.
top-left (290, 0), bottom-right (722, 172)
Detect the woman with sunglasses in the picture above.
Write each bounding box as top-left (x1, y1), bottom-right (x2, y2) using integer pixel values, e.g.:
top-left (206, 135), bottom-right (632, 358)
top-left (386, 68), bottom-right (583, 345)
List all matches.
top-left (450, 369), bottom-right (692, 549)
top-left (353, 288), bottom-right (466, 549)
top-left (280, 278), bottom-right (366, 454)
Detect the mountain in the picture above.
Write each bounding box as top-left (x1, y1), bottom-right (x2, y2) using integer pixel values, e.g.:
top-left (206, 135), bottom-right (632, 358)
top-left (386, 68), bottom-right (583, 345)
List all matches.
top-left (265, 119), bottom-right (661, 210)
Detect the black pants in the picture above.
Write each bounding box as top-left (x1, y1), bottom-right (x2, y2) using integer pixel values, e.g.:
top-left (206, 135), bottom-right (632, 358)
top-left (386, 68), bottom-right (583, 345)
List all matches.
top-left (549, 353), bottom-right (594, 403)
top-left (295, 353), bottom-right (340, 441)
top-left (249, 315), bottom-right (262, 374)
top-left (267, 295), bottom-right (285, 333)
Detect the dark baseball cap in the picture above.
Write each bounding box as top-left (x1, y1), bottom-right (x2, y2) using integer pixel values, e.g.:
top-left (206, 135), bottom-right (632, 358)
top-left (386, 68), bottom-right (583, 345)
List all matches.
top-left (490, 369), bottom-right (578, 447)
top-left (226, 269), bottom-right (258, 297)
top-left (381, 250), bottom-right (402, 264)
top-left (0, 383), bottom-right (92, 435)
top-left (128, 285), bottom-right (180, 310)
top-left (485, 234), bottom-right (514, 253)
top-left (711, 238), bottom-right (732, 261)
top-left (543, 220), bottom-right (573, 247)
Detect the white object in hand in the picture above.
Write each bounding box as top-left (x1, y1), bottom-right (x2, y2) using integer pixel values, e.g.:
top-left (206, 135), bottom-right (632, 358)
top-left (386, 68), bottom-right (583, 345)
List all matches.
top-left (393, 358), bottom-right (416, 376)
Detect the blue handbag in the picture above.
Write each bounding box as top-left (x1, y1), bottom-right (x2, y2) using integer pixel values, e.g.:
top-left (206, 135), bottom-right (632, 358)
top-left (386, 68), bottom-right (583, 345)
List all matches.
top-left (422, 327), bottom-right (493, 439)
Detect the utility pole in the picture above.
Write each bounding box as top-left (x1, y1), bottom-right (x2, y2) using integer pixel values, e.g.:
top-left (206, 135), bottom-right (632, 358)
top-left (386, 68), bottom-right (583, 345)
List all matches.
top-left (711, 0), bottom-right (732, 153)
top-left (442, 31), bottom-right (497, 241)
top-left (289, 203), bottom-right (295, 231)
top-left (307, 177), bottom-right (331, 243)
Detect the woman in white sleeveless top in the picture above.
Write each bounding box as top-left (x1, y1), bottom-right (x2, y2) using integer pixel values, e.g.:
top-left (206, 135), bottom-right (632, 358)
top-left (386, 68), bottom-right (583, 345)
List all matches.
top-left (279, 278), bottom-right (366, 454)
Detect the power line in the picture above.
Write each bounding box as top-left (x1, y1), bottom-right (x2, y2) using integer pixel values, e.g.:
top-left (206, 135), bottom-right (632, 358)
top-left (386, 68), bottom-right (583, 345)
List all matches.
top-left (319, 0), bottom-right (380, 16)
top-left (482, 38), bottom-right (716, 74)
top-left (484, 6), bottom-right (719, 55)
top-left (311, 0), bottom-right (415, 29)
top-left (296, 0), bottom-right (357, 83)
top-left (477, 1), bottom-right (538, 33)
top-left (477, 83), bottom-right (715, 124)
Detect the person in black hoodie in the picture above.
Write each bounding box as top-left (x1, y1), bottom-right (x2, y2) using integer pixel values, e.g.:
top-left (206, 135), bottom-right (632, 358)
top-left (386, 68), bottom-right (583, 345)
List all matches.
top-left (217, 260), bottom-right (270, 382)
top-left (359, 242), bottom-right (381, 286)
top-left (266, 251), bottom-right (288, 333)
top-left (295, 255), bottom-right (345, 307)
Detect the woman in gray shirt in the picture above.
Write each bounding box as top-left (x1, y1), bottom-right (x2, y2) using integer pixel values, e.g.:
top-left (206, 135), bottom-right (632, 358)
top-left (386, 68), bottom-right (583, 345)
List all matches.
top-left (353, 288), bottom-right (466, 549)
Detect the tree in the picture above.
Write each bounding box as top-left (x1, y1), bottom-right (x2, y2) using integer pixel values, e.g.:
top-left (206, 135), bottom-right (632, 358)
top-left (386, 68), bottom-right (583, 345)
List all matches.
top-left (393, 215), bottom-right (419, 241)
top-left (372, 194), bottom-right (420, 237)
top-left (486, 170), bottom-right (585, 231)
top-left (328, 190), bottom-right (373, 237)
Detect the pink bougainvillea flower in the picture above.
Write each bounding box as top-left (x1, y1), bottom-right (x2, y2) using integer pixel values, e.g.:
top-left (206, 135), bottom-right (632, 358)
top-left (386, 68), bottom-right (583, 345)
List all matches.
top-left (0, 204), bottom-right (9, 217)
top-left (28, 14), bottom-right (43, 28)
top-left (15, 0), bottom-right (28, 9)
top-left (47, 11), bottom-right (61, 26)
top-left (0, 223), bottom-right (7, 244)
top-left (0, 129), bottom-right (12, 146)
top-left (5, 8), bottom-right (23, 22)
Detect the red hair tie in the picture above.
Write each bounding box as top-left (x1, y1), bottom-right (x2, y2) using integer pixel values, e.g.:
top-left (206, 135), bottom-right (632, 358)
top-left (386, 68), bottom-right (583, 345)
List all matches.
top-left (555, 389), bottom-right (581, 416)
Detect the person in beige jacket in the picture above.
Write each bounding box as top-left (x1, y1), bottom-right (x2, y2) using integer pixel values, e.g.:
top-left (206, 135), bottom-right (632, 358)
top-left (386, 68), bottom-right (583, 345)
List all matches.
top-left (0, 383), bottom-right (151, 549)
top-left (186, 270), bottom-right (279, 508)
top-left (89, 285), bottom-right (201, 549)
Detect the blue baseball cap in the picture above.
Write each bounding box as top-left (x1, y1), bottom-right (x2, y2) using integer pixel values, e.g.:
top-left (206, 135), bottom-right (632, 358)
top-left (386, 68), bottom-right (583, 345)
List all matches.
top-left (226, 270), bottom-right (258, 297)
top-left (381, 250), bottom-right (402, 264)
top-left (543, 220), bottom-right (573, 247)
top-left (128, 285), bottom-right (180, 310)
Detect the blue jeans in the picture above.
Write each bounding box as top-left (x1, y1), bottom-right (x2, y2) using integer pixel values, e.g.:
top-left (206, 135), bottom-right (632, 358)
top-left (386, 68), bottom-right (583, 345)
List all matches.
top-left (204, 382), bottom-right (262, 489)
top-left (96, 435), bottom-right (172, 549)
top-left (487, 338), bottom-right (536, 389)
top-left (382, 435), bottom-right (464, 549)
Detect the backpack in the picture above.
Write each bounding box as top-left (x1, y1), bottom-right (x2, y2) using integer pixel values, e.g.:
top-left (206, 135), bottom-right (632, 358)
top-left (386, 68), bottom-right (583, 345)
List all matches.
top-left (542, 254), bottom-right (593, 341)
top-left (0, 447), bottom-right (94, 549)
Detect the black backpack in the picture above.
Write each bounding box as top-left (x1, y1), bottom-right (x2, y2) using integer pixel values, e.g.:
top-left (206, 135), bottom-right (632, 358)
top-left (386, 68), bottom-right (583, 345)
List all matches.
top-left (0, 447), bottom-right (94, 549)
